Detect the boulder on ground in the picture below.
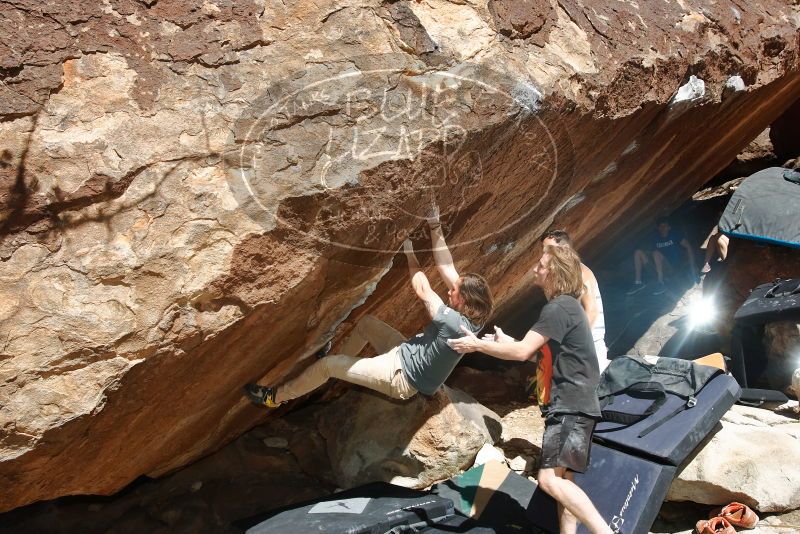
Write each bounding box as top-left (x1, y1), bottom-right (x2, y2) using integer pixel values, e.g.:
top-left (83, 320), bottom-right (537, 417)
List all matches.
top-left (668, 405), bottom-right (800, 513)
top-left (318, 385), bottom-right (502, 490)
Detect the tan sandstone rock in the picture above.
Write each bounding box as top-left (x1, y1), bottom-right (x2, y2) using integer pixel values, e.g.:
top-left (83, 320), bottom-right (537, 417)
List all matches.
top-left (318, 385), bottom-right (502, 490)
top-left (1, 0), bottom-right (799, 512)
top-left (668, 405), bottom-right (800, 513)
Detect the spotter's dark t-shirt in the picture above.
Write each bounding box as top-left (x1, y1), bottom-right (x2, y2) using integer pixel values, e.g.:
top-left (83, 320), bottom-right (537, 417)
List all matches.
top-left (530, 295), bottom-right (601, 417)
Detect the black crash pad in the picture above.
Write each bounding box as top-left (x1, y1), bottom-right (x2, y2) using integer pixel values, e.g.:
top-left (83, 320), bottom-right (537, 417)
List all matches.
top-left (240, 482), bottom-right (454, 534)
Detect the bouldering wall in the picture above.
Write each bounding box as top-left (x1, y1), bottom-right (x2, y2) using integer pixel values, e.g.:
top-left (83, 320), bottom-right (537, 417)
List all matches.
top-left (1, 0), bottom-right (799, 511)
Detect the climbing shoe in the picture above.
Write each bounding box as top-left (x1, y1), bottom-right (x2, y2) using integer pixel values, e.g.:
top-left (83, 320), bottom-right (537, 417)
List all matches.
top-left (651, 282), bottom-right (667, 295)
top-left (244, 383), bottom-right (281, 408)
top-left (315, 340), bottom-right (332, 360)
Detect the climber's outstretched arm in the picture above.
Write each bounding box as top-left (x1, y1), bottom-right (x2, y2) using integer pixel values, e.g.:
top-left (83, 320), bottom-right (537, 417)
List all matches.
top-left (426, 203), bottom-right (459, 290)
top-left (404, 239), bottom-right (444, 320)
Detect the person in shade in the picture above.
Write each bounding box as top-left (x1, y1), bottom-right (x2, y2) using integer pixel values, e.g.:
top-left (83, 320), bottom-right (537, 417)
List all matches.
top-left (541, 230), bottom-right (609, 372)
top-left (627, 217), bottom-right (698, 296)
top-left (244, 206), bottom-right (493, 408)
top-left (448, 245), bottom-right (611, 534)
top-left (700, 224), bottom-right (729, 277)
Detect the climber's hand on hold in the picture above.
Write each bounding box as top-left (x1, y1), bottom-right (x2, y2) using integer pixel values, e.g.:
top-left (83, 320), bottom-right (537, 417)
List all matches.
top-left (426, 201), bottom-right (440, 228)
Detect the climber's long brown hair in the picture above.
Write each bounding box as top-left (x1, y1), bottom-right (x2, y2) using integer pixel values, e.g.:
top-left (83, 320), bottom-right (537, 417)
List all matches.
top-left (458, 273), bottom-right (494, 326)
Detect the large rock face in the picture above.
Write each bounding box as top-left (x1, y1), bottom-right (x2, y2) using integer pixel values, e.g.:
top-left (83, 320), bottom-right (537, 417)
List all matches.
top-left (668, 405), bottom-right (800, 513)
top-left (1, 0), bottom-right (799, 512)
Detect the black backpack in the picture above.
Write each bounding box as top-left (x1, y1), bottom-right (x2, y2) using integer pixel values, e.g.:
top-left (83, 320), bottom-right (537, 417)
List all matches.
top-left (728, 278), bottom-right (797, 404)
top-left (596, 355), bottom-right (722, 438)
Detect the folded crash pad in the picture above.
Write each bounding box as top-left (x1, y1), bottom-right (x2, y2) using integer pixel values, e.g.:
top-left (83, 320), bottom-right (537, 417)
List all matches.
top-left (574, 444), bottom-right (677, 534)
top-left (594, 372), bottom-right (740, 465)
top-left (527, 444), bottom-right (677, 534)
top-left (719, 167), bottom-right (800, 248)
top-left (432, 460), bottom-right (550, 533)
top-left (241, 482), bottom-right (454, 534)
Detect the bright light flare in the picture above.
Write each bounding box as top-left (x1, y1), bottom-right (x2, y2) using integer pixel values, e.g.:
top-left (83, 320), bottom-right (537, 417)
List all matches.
top-left (688, 295), bottom-right (717, 330)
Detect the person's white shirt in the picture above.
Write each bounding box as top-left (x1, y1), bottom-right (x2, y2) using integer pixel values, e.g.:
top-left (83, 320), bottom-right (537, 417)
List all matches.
top-left (587, 273), bottom-right (609, 372)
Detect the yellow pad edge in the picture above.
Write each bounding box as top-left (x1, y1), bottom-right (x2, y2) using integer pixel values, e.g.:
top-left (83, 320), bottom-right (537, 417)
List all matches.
top-left (692, 352), bottom-right (726, 371)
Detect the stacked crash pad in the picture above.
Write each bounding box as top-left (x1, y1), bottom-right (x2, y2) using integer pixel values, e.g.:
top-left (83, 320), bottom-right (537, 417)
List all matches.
top-left (593, 370), bottom-right (740, 465)
top-left (527, 360), bottom-right (741, 534)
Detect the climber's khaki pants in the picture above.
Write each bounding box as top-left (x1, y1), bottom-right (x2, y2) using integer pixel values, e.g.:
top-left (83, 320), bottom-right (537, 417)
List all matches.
top-left (275, 315), bottom-right (417, 403)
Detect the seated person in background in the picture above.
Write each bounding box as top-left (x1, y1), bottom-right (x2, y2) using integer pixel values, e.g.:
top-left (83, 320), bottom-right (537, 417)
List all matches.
top-left (627, 217), bottom-right (698, 296)
top-left (449, 245), bottom-right (611, 534)
top-left (244, 206), bottom-right (493, 408)
top-left (541, 230), bottom-right (609, 372)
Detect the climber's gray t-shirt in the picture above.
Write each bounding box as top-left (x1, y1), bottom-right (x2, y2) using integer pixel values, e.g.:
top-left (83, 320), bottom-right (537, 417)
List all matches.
top-left (399, 304), bottom-right (479, 396)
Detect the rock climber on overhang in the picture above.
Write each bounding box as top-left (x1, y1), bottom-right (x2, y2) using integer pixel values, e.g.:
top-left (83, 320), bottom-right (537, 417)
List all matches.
top-left (244, 203), bottom-right (494, 408)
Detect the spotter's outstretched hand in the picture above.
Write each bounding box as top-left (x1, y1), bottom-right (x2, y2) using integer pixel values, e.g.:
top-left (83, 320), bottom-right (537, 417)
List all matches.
top-left (481, 325), bottom-right (514, 343)
top-left (448, 325), bottom-right (481, 354)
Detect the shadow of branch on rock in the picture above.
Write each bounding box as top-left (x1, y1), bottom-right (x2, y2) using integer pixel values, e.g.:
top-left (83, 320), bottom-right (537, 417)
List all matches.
top-left (1, 106), bottom-right (224, 250)
top-left (0, 108), bottom-right (41, 238)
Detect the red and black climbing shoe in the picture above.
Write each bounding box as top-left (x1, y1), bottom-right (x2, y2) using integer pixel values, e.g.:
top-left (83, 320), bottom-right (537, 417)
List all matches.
top-left (244, 383), bottom-right (281, 408)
